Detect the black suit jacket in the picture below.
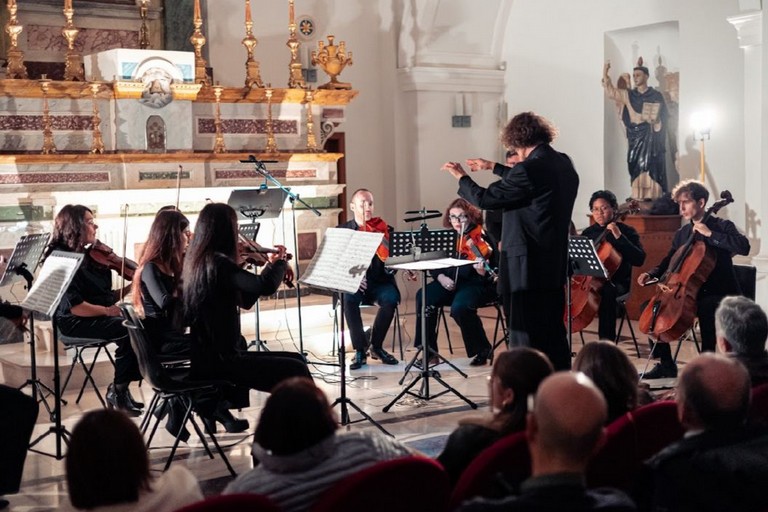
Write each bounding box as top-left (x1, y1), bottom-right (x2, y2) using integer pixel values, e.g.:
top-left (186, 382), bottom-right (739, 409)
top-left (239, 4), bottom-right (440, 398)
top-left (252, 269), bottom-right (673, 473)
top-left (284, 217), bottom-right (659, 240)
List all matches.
top-left (458, 144), bottom-right (579, 294)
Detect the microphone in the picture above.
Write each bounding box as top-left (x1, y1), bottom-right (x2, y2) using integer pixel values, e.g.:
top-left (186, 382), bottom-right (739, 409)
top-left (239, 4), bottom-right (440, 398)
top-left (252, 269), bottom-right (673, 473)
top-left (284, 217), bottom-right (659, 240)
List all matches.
top-left (403, 212), bottom-right (442, 223)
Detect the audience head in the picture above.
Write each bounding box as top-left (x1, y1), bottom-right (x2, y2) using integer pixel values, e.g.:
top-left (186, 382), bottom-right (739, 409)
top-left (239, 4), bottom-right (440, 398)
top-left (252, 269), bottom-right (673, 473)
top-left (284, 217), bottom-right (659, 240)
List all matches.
top-left (574, 341), bottom-right (638, 423)
top-left (66, 410), bottom-right (151, 509)
top-left (677, 353), bottom-right (751, 431)
top-left (489, 348), bottom-right (553, 432)
top-left (255, 377), bottom-right (337, 456)
top-left (527, 372), bottom-right (607, 473)
top-left (501, 112), bottom-right (557, 153)
top-left (716, 296), bottom-right (768, 357)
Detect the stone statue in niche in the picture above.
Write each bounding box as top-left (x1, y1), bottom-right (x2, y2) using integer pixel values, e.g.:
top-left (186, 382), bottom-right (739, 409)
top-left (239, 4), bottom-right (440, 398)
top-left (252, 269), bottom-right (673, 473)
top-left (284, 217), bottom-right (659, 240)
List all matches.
top-left (146, 115), bottom-right (166, 152)
top-left (139, 67), bottom-right (173, 109)
top-left (603, 57), bottom-right (669, 201)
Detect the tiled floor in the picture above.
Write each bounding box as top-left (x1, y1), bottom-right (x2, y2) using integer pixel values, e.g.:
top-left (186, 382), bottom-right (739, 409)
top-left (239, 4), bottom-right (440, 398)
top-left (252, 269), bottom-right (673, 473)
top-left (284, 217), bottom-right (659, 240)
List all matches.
top-left (2, 289), bottom-right (695, 511)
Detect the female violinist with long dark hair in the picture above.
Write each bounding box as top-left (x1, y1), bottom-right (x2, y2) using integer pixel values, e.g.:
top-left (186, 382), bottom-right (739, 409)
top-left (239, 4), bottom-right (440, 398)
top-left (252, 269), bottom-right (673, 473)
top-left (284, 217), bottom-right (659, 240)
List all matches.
top-left (45, 204), bottom-right (143, 416)
top-left (182, 203), bottom-right (311, 433)
top-left (413, 198), bottom-right (496, 366)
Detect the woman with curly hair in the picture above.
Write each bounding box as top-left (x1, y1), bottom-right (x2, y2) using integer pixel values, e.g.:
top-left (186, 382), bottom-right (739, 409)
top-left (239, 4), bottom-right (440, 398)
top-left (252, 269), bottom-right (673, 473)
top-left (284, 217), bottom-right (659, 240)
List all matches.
top-left (411, 197), bottom-right (497, 366)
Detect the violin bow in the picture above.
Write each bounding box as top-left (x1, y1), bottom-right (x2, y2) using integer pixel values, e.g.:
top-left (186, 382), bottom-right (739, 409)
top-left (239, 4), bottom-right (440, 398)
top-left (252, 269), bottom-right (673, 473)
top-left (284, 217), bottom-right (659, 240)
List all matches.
top-left (175, 165), bottom-right (183, 210)
top-left (120, 203), bottom-right (129, 301)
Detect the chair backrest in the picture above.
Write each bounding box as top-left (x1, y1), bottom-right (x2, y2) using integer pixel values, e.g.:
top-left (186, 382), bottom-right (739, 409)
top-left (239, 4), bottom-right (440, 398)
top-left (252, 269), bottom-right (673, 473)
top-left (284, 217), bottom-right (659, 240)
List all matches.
top-left (449, 431), bottom-right (530, 510)
top-left (310, 456), bottom-right (449, 512)
top-left (119, 303), bottom-right (170, 391)
top-left (172, 493), bottom-right (282, 512)
top-left (748, 383), bottom-right (768, 425)
top-left (734, 264), bottom-right (757, 300)
top-left (586, 400), bottom-right (684, 491)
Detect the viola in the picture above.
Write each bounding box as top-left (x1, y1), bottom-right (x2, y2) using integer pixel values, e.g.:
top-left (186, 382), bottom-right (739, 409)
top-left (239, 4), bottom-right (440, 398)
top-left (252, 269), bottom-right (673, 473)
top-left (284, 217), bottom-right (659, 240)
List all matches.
top-left (456, 224), bottom-right (496, 279)
top-left (238, 235), bottom-right (295, 288)
top-left (565, 200), bottom-right (639, 333)
top-left (638, 191), bottom-right (734, 342)
top-left (88, 239), bottom-right (137, 280)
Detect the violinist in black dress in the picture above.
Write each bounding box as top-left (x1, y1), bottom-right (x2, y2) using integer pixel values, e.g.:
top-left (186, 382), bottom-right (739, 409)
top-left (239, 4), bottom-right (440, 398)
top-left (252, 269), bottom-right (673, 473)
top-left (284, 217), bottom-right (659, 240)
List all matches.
top-left (637, 180), bottom-right (750, 379)
top-left (47, 204), bottom-right (143, 416)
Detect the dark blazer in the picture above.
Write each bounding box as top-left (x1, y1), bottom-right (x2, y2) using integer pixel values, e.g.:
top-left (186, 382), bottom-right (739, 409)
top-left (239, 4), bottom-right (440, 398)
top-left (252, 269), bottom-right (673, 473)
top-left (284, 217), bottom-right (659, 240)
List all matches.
top-left (458, 144), bottom-right (579, 294)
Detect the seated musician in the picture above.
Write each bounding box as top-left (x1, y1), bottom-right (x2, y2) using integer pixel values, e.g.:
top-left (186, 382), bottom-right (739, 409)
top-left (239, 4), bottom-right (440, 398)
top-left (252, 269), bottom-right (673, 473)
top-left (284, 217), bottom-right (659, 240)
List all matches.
top-left (637, 180), bottom-right (750, 379)
top-left (338, 189), bottom-right (399, 370)
top-left (182, 203), bottom-right (312, 433)
top-left (582, 190), bottom-right (645, 340)
top-left (412, 198), bottom-right (497, 366)
top-left (45, 204), bottom-right (143, 416)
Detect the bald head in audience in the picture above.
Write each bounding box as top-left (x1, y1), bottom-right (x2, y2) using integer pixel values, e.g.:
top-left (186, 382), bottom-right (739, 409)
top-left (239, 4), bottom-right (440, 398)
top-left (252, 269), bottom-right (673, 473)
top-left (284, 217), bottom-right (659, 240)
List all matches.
top-left (677, 353), bottom-right (751, 431)
top-left (527, 372), bottom-right (608, 475)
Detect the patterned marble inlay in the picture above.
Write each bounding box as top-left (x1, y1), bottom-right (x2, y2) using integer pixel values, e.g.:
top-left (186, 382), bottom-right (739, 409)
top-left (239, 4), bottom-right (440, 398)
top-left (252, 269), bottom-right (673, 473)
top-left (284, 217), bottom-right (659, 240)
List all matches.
top-left (139, 171), bottom-right (191, 181)
top-left (197, 119), bottom-right (298, 135)
top-left (0, 172), bottom-right (110, 185)
top-left (27, 26), bottom-right (139, 53)
top-left (215, 168), bottom-right (317, 180)
top-left (0, 115), bottom-right (93, 131)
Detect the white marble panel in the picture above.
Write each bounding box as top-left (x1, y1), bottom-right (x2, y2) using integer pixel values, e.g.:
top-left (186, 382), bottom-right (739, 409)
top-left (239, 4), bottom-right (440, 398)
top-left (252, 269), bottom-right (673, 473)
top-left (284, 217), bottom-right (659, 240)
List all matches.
top-left (114, 99), bottom-right (194, 151)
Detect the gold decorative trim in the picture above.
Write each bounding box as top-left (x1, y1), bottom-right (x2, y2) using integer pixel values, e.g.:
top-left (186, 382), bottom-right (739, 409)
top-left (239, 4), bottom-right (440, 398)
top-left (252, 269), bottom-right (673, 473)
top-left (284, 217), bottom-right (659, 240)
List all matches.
top-left (170, 82), bottom-right (203, 101)
top-left (0, 152), bottom-right (344, 165)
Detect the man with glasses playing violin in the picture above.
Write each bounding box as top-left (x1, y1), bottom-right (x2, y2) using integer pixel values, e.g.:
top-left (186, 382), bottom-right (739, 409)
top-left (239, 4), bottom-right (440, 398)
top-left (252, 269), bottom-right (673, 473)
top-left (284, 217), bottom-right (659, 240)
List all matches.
top-left (637, 180), bottom-right (750, 379)
top-left (581, 190), bottom-right (646, 341)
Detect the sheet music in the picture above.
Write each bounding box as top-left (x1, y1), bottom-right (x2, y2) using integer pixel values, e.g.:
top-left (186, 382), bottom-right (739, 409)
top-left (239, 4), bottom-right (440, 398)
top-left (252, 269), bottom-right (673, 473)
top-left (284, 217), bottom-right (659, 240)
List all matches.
top-left (387, 257), bottom-right (476, 272)
top-left (21, 251), bottom-right (84, 316)
top-left (299, 228), bottom-right (383, 294)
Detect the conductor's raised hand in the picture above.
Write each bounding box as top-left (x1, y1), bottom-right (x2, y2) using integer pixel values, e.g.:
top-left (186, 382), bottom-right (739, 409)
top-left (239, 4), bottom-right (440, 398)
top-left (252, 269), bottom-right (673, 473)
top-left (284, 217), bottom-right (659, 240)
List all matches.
top-left (441, 162), bottom-right (467, 181)
top-left (466, 158), bottom-right (494, 172)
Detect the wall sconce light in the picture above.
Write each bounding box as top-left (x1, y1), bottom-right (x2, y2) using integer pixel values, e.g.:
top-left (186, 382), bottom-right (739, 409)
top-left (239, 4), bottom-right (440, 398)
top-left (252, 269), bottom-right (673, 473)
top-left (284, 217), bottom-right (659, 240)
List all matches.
top-left (691, 110), bottom-right (713, 183)
top-left (452, 93), bottom-right (471, 128)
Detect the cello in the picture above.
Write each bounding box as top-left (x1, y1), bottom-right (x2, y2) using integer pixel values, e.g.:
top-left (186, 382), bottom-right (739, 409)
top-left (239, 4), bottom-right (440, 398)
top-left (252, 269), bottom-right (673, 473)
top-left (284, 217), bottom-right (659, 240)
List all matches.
top-left (638, 190), bottom-right (734, 342)
top-left (565, 200), bottom-right (639, 333)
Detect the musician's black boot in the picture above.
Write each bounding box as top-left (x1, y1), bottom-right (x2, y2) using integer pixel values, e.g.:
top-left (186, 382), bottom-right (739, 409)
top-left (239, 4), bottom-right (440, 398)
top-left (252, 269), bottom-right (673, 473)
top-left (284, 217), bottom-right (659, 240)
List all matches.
top-left (470, 345), bottom-right (492, 366)
top-left (370, 346), bottom-right (398, 365)
top-left (202, 406), bottom-right (249, 434)
top-left (106, 383), bottom-right (143, 417)
top-left (126, 387), bottom-right (144, 409)
top-left (641, 361), bottom-right (678, 379)
top-left (350, 350), bottom-right (367, 370)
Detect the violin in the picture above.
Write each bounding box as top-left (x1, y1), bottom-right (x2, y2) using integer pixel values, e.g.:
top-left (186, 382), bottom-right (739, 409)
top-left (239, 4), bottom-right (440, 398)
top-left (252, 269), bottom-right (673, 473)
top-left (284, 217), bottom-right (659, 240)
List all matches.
top-left (565, 200), bottom-right (639, 333)
top-left (638, 191), bottom-right (734, 342)
top-left (237, 235), bottom-right (295, 288)
top-left (88, 239), bottom-right (137, 280)
top-left (457, 225), bottom-right (497, 280)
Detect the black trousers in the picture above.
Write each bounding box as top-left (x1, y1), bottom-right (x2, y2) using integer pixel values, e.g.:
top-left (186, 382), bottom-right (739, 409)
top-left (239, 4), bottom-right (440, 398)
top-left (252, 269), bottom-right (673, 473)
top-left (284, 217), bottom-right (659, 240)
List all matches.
top-left (0, 385), bottom-right (38, 494)
top-left (58, 315), bottom-right (141, 385)
top-left (506, 288), bottom-right (571, 371)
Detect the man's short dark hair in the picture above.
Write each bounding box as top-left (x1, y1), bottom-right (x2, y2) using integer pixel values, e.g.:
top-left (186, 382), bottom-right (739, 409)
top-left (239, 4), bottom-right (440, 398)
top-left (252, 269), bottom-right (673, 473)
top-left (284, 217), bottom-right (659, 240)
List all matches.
top-left (672, 179), bottom-right (709, 204)
top-left (589, 190), bottom-right (619, 211)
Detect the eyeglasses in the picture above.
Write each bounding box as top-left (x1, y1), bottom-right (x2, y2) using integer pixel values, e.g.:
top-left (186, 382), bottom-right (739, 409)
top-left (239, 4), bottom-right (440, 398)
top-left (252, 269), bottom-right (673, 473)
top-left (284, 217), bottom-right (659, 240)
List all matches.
top-left (449, 214), bottom-right (468, 222)
top-left (591, 206), bottom-right (612, 213)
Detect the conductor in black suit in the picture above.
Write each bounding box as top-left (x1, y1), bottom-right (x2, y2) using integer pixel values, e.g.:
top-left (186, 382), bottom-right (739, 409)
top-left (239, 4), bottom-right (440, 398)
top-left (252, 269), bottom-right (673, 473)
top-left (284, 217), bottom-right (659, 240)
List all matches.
top-left (442, 112), bottom-right (579, 371)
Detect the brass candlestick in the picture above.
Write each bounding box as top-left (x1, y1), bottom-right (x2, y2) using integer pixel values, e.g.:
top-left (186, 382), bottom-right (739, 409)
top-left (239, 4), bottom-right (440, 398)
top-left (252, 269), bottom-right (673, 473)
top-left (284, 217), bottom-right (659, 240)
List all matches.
top-left (138, 0), bottom-right (150, 49)
top-left (242, 0), bottom-right (264, 88)
top-left (40, 78), bottom-right (57, 154)
top-left (89, 82), bottom-right (105, 154)
top-left (190, 0), bottom-right (210, 86)
top-left (4, 0), bottom-right (28, 79)
top-left (62, 1), bottom-right (85, 81)
top-left (312, 35), bottom-right (353, 90)
top-left (212, 84), bottom-right (227, 153)
top-left (286, 0), bottom-right (305, 89)
top-left (264, 87), bottom-right (279, 154)
top-left (304, 88), bottom-right (319, 152)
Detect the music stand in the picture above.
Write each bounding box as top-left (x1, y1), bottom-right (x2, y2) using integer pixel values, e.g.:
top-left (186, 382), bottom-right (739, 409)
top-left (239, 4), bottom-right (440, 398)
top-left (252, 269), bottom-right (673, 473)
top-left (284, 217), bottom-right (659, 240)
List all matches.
top-left (1, 234), bottom-right (55, 413)
top-left (23, 250), bottom-right (85, 460)
top-left (300, 227), bottom-right (391, 435)
top-left (228, 188), bottom-right (287, 352)
top-left (383, 227), bottom-right (478, 412)
top-left (566, 236), bottom-right (607, 352)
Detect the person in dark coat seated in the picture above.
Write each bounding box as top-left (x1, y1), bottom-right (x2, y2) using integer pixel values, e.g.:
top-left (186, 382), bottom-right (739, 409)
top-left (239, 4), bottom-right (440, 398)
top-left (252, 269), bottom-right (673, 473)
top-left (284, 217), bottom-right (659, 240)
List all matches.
top-left (639, 353), bottom-right (768, 512)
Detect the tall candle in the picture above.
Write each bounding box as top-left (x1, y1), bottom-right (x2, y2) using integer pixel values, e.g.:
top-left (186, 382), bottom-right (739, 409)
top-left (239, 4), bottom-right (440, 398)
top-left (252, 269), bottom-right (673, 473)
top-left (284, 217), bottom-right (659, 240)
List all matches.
top-left (289, 0), bottom-right (295, 24)
top-left (193, 0), bottom-right (201, 20)
top-left (245, 0), bottom-right (252, 24)
top-left (65, 0), bottom-right (72, 10)
top-left (8, 0), bottom-right (16, 9)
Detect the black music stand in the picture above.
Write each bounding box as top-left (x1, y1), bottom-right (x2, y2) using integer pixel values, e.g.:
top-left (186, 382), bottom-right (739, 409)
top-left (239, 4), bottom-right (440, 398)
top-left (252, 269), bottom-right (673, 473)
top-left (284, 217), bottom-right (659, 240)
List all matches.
top-left (228, 188), bottom-right (287, 352)
top-left (383, 226), bottom-right (477, 412)
top-left (299, 227), bottom-right (391, 435)
top-left (23, 250), bottom-right (85, 460)
top-left (566, 236), bottom-right (607, 352)
top-left (1, 234), bottom-right (54, 412)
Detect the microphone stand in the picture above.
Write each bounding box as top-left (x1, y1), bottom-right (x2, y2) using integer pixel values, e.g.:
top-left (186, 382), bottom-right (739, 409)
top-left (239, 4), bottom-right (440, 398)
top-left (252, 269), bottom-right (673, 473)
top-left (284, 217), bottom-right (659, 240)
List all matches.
top-left (240, 156), bottom-right (321, 358)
